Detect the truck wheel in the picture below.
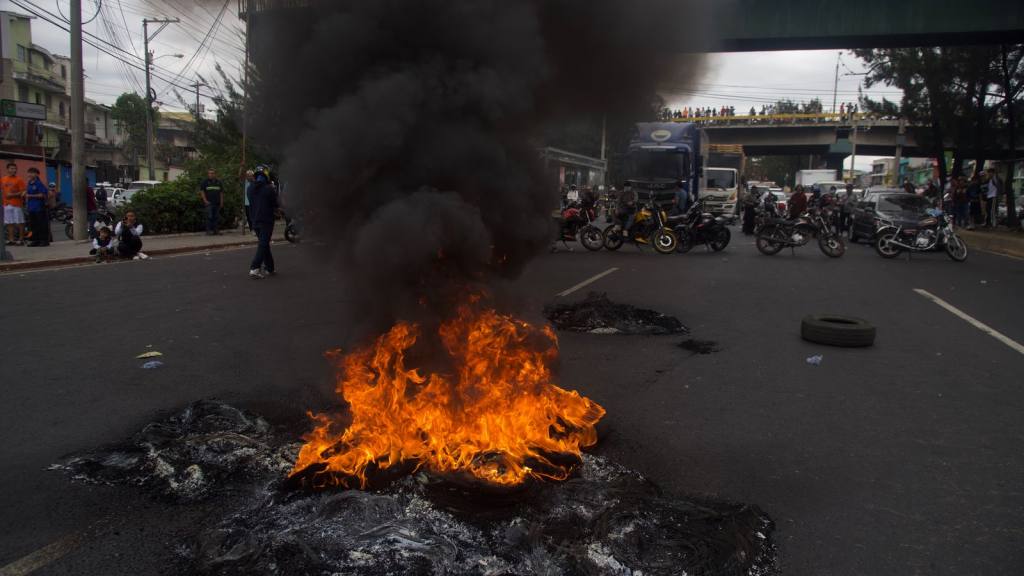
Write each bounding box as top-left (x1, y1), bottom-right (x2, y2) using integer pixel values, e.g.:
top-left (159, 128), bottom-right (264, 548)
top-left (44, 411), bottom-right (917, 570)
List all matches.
top-left (801, 315), bottom-right (875, 347)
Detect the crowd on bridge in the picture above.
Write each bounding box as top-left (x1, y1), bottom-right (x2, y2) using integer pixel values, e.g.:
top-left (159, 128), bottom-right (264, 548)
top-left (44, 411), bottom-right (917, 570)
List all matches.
top-left (660, 102), bottom-right (863, 125)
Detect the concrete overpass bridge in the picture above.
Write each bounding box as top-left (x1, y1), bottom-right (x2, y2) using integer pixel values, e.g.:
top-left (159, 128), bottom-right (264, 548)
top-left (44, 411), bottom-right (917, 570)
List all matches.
top-left (685, 114), bottom-right (1024, 166)
top-left (239, 0), bottom-right (1024, 50)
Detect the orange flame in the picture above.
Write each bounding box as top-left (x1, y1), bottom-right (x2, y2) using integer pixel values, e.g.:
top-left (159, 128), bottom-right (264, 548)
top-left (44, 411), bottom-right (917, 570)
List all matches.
top-left (290, 304), bottom-right (605, 488)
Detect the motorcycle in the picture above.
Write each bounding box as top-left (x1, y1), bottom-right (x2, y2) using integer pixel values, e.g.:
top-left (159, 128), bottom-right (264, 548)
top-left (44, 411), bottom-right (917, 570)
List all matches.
top-left (603, 199), bottom-right (677, 254)
top-left (668, 198), bottom-right (730, 253)
top-left (756, 204), bottom-right (846, 258)
top-left (284, 213), bottom-right (301, 243)
top-left (874, 208), bottom-right (967, 262)
top-left (555, 199), bottom-right (603, 251)
top-left (65, 208), bottom-right (116, 240)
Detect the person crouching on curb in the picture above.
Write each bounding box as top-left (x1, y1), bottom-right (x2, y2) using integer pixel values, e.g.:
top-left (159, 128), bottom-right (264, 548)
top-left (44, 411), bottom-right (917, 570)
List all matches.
top-left (247, 165), bottom-right (278, 279)
top-left (92, 226), bottom-right (117, 263)
top-left (115, 211), bottom-right (147, 260)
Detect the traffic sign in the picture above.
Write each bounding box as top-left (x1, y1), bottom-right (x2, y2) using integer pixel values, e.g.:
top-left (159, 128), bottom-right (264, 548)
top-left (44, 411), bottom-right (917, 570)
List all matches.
top-left (1, 99), bottom-right (47, 121)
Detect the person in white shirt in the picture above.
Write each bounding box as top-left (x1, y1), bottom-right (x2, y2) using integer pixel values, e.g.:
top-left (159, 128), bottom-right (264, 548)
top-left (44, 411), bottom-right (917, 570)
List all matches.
top-left (115, 210), bottom-right (147, 260)
top-left (984, 168), bottom-right (1000, 227)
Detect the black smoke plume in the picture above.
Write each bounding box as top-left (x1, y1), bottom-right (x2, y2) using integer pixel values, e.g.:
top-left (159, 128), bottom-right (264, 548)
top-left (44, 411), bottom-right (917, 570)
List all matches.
top-left (247, 0), bottom-right (713, 334)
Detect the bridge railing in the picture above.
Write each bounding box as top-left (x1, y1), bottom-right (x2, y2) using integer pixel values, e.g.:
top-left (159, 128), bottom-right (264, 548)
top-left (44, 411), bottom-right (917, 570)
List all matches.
top-left (666, 112), bottom-right (897, 127)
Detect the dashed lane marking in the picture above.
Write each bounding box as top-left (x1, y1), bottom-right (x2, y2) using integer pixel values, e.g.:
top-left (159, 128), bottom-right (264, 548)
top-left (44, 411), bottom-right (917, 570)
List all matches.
top-left (914, 288), bottom-right (1024, 356)
top-left (556, 267), bottom-right (619, 297)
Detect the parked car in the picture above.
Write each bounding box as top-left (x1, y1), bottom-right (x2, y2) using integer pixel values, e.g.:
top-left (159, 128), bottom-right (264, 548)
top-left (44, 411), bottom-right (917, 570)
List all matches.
top-left (849, 190), bottom-right (932, 244)
top-left (111, 180), bottom-right (161, 207)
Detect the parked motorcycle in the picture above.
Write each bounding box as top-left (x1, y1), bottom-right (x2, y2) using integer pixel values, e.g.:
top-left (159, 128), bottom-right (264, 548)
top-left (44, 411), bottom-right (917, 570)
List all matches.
top-left (874, 208), bottom-right (967, 262)
top-left (284, 214), bottom-right (300, 243)
top-left (64, 208), bottom-right (116, 240)
top-left (668, 198), bottom-right (730, 253)
top-left (603, 199), bottom-right (677, 254)
top-left (555, 199), bottom-right (603, 251)
top-left (756, 205), bottom-right (846, 258)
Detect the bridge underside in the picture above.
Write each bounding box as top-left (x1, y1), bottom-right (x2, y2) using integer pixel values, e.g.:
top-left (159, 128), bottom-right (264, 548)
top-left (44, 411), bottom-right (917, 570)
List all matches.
top-left (716, 0), bottom-right (1024, 51)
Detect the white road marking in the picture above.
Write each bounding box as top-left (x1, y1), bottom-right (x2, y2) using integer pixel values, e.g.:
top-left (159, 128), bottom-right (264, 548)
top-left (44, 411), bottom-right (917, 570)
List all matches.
top-left (0, 534), bottom-right (80, 576)
top-left (556, 267), bottom-right (619, 297)
top-left (914, 288), bottom-right (1024, 356)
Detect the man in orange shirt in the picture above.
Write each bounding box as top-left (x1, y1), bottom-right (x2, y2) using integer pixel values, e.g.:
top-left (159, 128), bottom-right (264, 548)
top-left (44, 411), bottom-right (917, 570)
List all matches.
top-left (2, 162), bottom-right (27, 245)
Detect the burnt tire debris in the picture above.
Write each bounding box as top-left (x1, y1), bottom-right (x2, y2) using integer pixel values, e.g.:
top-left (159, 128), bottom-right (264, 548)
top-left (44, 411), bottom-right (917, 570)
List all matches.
top-left (544, 292), bottom-right (689, 335)
top-left (800, 315), bottom-right (876, 348)
top-left (52, 401), bottom-right (777, 576)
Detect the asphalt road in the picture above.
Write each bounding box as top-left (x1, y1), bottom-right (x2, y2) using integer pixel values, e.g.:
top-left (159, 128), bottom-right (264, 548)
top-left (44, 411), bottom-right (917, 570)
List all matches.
top-left (0, 231), bottom-right (1021, 575)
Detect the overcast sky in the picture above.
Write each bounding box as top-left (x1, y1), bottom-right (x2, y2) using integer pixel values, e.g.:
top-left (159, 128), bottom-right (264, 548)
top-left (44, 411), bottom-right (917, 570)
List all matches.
top-left (4, 1), bottom-right (899, 171)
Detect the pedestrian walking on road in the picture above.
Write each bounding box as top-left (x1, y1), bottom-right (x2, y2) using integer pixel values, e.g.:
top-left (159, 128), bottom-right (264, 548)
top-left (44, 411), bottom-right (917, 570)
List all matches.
top-left (115, 211), bottom-right (146, 260)
top-left (2, 162), bottom-right (26, 245)
top-left (24, 168), bottom-right (49, 247)
top-left (248, 165), bottom-right (279, 279)
top-left (200, 168), bottom-right (224, 235)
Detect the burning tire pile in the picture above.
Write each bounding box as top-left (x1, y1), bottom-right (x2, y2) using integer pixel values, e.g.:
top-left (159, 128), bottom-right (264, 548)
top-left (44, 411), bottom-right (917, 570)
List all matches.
top-left (54, 400), bottom-right (776, 575)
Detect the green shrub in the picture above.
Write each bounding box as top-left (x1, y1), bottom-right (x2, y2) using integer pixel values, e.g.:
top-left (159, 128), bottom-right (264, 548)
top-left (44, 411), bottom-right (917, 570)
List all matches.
top-left (126, 178), bottom-right (241, 234)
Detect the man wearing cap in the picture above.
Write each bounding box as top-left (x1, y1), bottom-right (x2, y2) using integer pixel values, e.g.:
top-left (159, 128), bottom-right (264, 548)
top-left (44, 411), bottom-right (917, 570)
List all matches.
top-left (200, 168), bottom-right (224, 235)
top-left (25, 167), bottom-right (49, 247)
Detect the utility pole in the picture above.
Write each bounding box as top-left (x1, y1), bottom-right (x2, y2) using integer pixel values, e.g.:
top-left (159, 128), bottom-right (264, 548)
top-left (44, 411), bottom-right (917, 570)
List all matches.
top-left (832, 51), bottom-right (841, 116)
top-left (599, 113), bottom-right (607, 187)
top-left (190, 81), bottom-right (206, 141)
top-left (143, 17), bottom-right (179, 181)
top-left (892, 117), bottom-right (905, 186)
top-left (849, 120), bottom-right (859, 184)
top-left (70, 0), bottom-right (87, 240)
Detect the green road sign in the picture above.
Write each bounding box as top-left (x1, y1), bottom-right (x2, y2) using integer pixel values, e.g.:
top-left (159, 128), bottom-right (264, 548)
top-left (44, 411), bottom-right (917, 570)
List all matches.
top-left (1, 99), bottom-right (47, 121)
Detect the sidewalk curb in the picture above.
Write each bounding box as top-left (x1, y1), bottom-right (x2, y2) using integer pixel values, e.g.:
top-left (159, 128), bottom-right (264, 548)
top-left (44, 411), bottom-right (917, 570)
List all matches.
top-left (0, 240), bottom-right (262, 273)
top-left (958, 230), bottom-right (1024, 259)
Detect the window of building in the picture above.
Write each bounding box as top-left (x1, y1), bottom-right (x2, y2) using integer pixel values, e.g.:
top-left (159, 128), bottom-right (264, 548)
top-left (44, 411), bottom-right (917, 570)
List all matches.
top-left (61, 65), bottom-right (67, 79)
top-left (18, 85), bottom-right (28, 102)
top-left (46, 94), bottom-right (52, 108)
top-left (17, 45), bottom-right (27, 62)
top-left (59, 102), bottom-right (65, 118)
top-left (35, 92), bottom-right (42, 105)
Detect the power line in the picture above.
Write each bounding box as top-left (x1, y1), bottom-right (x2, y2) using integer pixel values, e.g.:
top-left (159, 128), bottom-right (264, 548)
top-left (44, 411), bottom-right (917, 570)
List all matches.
top-left (10, 0), bottom-right (221, 100)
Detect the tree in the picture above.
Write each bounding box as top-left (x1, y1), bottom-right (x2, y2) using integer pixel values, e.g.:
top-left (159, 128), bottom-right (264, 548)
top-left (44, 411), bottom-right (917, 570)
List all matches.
top-left (994, 45), bottom-right (1023, 227)
top-left (110, 92), bottom-right (156, 172)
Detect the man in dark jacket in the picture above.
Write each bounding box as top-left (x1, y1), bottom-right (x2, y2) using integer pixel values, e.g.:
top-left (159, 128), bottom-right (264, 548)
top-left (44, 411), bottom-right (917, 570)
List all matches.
top-left (199, 168), bottom-right (224, 235)
top-left (788, 185), bottom-right (808, 219)
top-left (247, 166), bottom-right (278, 279)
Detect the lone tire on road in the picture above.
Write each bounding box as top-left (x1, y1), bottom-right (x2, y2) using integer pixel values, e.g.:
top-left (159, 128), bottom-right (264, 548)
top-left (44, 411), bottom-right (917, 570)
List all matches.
top-left (801, 314), bottom-right (876, 347)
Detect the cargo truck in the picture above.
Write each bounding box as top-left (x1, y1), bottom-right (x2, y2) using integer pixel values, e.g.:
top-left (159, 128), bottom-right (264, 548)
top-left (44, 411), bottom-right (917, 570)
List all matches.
top-left (703, 144), bottom-right (745, 216)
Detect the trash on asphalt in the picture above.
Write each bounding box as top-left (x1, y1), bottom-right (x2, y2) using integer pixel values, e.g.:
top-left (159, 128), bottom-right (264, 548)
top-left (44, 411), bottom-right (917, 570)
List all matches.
top-left (142, 360), bottom-right (164, 369)
top-left (136, 351), bottom-right (163, 359)
top-left (544, 292), bottom-right (689, 335)
top-left (806, 355), bottom-right (823, 366)
top-left (50, 401), bottom-right (777, 575)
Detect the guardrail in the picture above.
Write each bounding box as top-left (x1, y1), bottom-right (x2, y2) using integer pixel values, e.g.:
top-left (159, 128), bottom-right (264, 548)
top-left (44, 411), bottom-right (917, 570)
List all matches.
top-left (667, 112), bottom-right (901, 127)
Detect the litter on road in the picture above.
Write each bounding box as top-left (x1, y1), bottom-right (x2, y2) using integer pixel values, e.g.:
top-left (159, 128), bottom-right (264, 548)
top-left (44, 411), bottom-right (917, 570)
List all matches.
top-left (806, 355), bottom-right (823, 366)
top-left (136, 351), bottom-right (163, 359)
top-left (141, 360), bottom-right (164, 369)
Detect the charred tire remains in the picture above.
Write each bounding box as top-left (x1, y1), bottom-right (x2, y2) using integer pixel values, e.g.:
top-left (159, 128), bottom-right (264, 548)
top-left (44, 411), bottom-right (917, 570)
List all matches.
top-left (800, 315), bottom-right (876, 348)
